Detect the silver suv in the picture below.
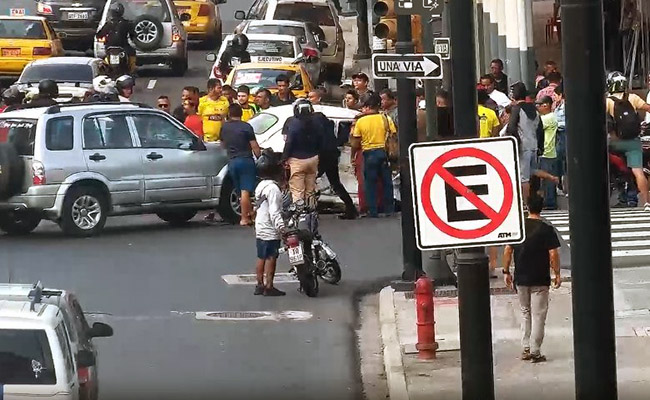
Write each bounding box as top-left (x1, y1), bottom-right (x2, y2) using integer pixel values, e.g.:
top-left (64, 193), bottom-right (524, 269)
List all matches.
top-left (0, 102), bottom-right (236, 236)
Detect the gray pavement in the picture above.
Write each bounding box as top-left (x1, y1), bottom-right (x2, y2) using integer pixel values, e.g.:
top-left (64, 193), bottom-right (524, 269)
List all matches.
top-left (1, 213), bottom-right (403, 399)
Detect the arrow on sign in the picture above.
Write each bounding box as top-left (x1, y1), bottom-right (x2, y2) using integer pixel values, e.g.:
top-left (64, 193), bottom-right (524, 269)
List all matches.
top-left (372, 53), bottom-right (443, 80)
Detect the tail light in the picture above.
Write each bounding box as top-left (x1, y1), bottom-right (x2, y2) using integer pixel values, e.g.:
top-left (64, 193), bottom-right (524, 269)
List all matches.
top-left (286, 235), bottom-right (300, 247)
top-left (97, 36), bottom-right (106, 43)
top-left (212, 66), bottom-right (222, 79)
top-left (32, 161), bottom-right (46, 186)
top-left (37, 2), bottom-right (53, 15)
top-left (33, 47), bottom-right (52, 56)
top-left (303, 47), bottom-right (318, 58)
top-left (198, 4), bottom-right (210, 16)
top-left (172, 26), bottom-right (181, 42)
top-left (77, 366), bottom-right (90, 385)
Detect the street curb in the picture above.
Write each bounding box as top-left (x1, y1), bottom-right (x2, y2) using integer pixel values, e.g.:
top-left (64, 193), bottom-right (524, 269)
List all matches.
top-left (379, 286), bottom-right (409, 400)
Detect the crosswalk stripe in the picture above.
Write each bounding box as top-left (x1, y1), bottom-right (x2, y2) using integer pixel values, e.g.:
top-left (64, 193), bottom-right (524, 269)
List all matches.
top-left (555, 222), bottom-right (650, 232)
top-left (612, 249), bottom-right (650, 257)
top-left (545, 216), bottom-right (650, 223)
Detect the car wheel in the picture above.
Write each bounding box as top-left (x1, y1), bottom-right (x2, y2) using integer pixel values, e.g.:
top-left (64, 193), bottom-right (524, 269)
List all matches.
top-left (218, 177), bottom-right (241, 224)
top-left (156, 210), bottom-right (197, 226)
top-left (0, 211), bottom-right (41, 235)
top-left (171, 58), bottom-right (188, 76)
top-left (59, 186), bottom-right (108, 237)
top-left (131, 15), bottom-right (164, 51)
top-left (0, 143), bottom-right (25, 201)
top-left (325, 64), bottom-right (343, 84)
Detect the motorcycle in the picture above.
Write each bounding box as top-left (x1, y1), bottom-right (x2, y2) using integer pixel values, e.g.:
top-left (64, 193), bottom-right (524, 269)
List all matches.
top-left (608, 124), bottom-right (650, 206)
top-left (280, 196), bottom-right (342, 297)
top-left (104, 46), bottom-right (130, 80)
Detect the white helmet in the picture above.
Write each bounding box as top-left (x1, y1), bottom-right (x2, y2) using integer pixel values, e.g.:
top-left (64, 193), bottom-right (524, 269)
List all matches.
top-left (93, 75), bottom-right (114, 93)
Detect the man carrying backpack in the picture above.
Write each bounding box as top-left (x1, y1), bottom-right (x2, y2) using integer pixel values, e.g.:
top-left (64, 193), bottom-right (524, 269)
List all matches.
top-left (606, 71), bottom-right (650, 210)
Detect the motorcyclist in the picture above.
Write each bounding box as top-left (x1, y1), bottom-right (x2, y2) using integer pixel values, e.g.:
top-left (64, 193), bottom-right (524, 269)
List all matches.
top-left (85, 75), bottom-right (120, 102)
top-left (1, 87), bottom-right (25, 112)
top-left (29, 79), bottom-right (58, 107)
top-left (115, 75), bottom-right (135, 102)
top-left (96, 2), bottom-right (136, 74)
top-left (218, 33), bottom-right (251, 78)
top-left (606, 71), bottom-right (650, 210)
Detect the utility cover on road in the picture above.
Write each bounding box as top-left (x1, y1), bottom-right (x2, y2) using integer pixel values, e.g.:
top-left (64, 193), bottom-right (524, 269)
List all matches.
top-left (395, 0), bottom-right (444, 16)
top-left (372, 53), bottom-right (443, 80)
top-left (409, 137), bottom-right (525, 250)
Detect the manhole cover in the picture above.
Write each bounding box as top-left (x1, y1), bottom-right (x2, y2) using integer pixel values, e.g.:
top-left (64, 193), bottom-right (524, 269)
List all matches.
top-left (194, 311), bottom-right (313, 322)
top-left (207, 311), bottom-right (268, 319)
top-left (222, 273), bottom-right (298, 285)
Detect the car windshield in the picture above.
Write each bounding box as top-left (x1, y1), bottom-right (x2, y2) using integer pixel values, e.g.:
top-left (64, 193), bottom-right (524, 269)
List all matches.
top-left (118, 0), bottom-right (171, 22)
top-left (0, 19), bottom-right (46, 39)
top-left (0, 119), bottom-right (38, 156)
top-left (0, 329), bottom-right (57, 385)
top-left (248, 112), bottom-right (279, 135)
top-left (232, 69), bottom-right (302, 91)
top-left (274, 4), bottom-right (335, 27)
top-left (247, 40), bottom-right (295, 59)
top-left (246, 25), bottom-right (307, 44)
top-left (19, 64), bottom-right (94, 84)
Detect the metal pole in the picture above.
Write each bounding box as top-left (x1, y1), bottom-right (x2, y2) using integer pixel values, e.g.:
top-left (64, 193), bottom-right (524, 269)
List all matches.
top-left (396, 13), bottom-right (423, 281)
top-left (355, 0), bottom-right (372, 59)
top-left (561, 0), bottom-right (618, 398)
top-left (449, 0), bottom-right (495, 398)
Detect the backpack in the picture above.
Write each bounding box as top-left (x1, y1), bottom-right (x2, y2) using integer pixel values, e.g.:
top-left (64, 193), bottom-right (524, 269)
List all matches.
top-left (609, 94), bottom-right (641, 139)
top-left (382, 113), bottom-right (399, 165)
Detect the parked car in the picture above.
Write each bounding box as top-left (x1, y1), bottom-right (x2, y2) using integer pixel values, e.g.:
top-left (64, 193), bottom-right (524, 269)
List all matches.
top-left (225, 62), bottom-right (315, 102)
top-left (173, 0), bottom-right (225, 48)
top-left (94, 0), bottom-right (189, 76)
top-left (207, 33), bottom-right (321, 84)
top-left (0, 282), bottom-right (113, 400)
top-left (234, 0), bottom-right (345, 83)
top-left (0, 102), bottom-right (234, 236)
top-left (0, 16), bottom-right (64, 77)
top-left (34, 0), bottom-right (106, 51)
top-left (14, 57), bottom-right (108, 103)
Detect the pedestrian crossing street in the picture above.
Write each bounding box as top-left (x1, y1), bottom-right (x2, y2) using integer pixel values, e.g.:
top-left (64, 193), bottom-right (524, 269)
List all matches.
top-left (541, 208), bottom-right (650, 259)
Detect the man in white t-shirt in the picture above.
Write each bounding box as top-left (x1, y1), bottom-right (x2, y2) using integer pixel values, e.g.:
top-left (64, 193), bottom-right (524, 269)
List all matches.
top-left (480, 75), bottom-right (511, 114)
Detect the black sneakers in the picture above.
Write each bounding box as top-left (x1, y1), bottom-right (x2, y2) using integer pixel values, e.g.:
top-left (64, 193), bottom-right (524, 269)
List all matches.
top-left (254, 284), bottom-right (264, 296)
top-left (263, 287), bottom-right (286, 296)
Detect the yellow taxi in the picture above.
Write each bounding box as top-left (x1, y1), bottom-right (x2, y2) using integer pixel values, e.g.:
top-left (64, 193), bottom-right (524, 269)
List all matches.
top-left (174, 0), bottom-right (224, 46)
top-left (225, 63), bottom-right (314, 103)
top-left (0, 16), bottom-right (63, 77)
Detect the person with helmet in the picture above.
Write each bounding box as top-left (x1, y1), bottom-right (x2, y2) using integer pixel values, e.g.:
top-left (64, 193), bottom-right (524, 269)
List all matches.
top-left (606, 71), bottom-right (650, 210)
top-left (281, 98), bottom-right (321, 202)
top-left (96, 2), bottom-right (136, 74)
top-left (115, 75), bottom-right (135, 102)
top-left (1, 87), bottom-right (25, 112)
top-left (29, 79), bottom-right (59, 107)
top-left (253, 149), bottom-right (286, 297)
top-left (218, 33), bottom-right (251, 78)
top-left (86, 75), bottom-right (120, 102)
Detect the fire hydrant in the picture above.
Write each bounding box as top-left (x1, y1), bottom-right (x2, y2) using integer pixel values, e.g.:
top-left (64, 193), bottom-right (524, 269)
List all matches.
top-left (415, 275), bottom-right (437, 360)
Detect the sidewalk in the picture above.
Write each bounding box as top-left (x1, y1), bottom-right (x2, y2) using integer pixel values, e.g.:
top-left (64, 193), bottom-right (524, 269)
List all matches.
top-left (374, 281), bottom-right (650, 400)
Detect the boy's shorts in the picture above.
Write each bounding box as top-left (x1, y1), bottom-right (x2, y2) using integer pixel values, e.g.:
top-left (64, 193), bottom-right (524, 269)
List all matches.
top-left (256, 239), bottom-right (281, 259)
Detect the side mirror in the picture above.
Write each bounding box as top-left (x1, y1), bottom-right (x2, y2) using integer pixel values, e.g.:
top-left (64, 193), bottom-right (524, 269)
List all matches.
top-left (317, 41), bottom-right (329, 50)
top-left (234, 10), bottom-right (246, 20)
top-left (88, 322), bottom-right (113, 338)
top-left (180, 13), bottom-right (192, 21)
top-left (206, 53), bottom-right (217, 62)
top-left (56, 32), bottom-right (67, 39)
top-left (77, 350), bottom-right (96, 368)
top-left (191, 137), bottom-right (207, 151)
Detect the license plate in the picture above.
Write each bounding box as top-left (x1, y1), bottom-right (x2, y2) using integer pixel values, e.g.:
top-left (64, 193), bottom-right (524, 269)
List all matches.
top-left (288, 244), bottom-right (304, 265)
top-left (2, 48), bottom-right (21, 57)
top-left (68, 12), bottom-right (88, 20)
top-left (109, 55), bottom-right (120, 65)
top-left (257, 56), bottom-right (283, 63)
top-left (10, 8), bottom-right (25, 17)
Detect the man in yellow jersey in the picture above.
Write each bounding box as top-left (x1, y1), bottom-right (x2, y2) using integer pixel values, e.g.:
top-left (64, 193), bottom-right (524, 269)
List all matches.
top-left (198, 79), bottom-right (230, 142)
top-left (236, 85), bottom-right (259, 122)
top-left (478, 89), bottom-right (501, 138)
top-left (350, 93), bottom-right (396, 218)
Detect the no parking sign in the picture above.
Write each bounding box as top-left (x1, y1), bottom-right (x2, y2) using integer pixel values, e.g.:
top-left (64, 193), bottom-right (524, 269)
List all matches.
top-left (409, 137), bottom-right (526, 250)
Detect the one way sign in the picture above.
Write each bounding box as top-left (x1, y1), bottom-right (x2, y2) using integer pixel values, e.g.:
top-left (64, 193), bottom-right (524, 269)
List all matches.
top-left (372, 53), bottom-right (443, 80)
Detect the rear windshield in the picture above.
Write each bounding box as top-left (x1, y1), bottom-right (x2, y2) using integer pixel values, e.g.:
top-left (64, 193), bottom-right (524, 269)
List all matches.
top-left (246, 25), bottom-right (307, 44)
top-left (19, 64), bottom-right (94, 84)
top-left (0, 119), bottom-right (38, 156)
top-left (274, 4), bottom-right (335, 27)
top-left (117, 0), bottom-right (171, 23)
top-left (0, 19), bottom-right (47, 39)
top-left (248, 40), bottom-right (295, 59)
top-left (248, 112), bottom-right (278, 135)
top-left (231, 69), bottom-right (302, 91)
top-left (0, 329), bottom-right (57, 385)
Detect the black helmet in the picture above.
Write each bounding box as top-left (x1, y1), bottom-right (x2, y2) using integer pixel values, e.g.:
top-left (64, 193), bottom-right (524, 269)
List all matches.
top-left (38, 79), bottom-right (58, 98)
top-left (115, 75), bottom-right (135, 92)
top-left (2, 87), bottom-right (25, 105)
top-left (109, 2), bottom-right (125, 19)
top-left (232, 33), bottom-right (249, 51)
top-left (293, 98), bottom-right (313, 119)
top-left (255, 149), bottom-right (280, 178)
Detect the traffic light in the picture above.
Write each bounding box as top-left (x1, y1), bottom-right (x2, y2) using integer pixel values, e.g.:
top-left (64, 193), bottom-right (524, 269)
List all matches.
top-left (373, 0), bottom-right (397, 41)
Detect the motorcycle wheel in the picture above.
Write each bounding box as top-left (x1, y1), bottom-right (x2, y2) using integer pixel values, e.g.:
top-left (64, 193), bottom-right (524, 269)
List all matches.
top-left (297, 262), bottom-right (319, 297)
top-left (320, 259), bottom-right (342, 285)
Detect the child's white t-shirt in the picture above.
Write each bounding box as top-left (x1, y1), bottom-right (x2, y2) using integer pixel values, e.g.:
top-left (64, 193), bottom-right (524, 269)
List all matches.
top-left (254, 180), bottom-right (285, 240)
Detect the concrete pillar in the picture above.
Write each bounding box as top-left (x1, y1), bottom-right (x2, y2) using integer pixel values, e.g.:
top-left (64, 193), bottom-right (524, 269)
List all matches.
top-left (476, 0), bottom-right (486, 77)
top-left (524, 0), bottom-right (536, 89)
top-left (479, 0), bottom-right (492, 73)
top-left (496, 0), bottom-right (507, 63)
top-left (504, 0), bottom-right (521, 83)
top-left (485, 0), bottom-right (499, 66)
top-left (517, 0), bottom-right (529, 86)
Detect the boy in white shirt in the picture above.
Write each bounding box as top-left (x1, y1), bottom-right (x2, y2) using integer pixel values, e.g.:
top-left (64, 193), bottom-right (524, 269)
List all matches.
top-left (254, 153), bottom-right (286, 296)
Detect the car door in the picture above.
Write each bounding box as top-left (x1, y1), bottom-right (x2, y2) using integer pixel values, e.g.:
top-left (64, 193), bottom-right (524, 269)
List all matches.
top-left (129, 112), bottom-right (210, 203)
top-left (82, 113), bottom-right (145, 206)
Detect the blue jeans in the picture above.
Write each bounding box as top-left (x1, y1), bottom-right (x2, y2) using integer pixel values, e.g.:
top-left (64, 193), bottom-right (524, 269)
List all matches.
top-left (539, 157), bottom-right (557, 209)
top-left (556, 129), bottom-right (567, 181)
top-left (363, 149), bottom-right (393, 217)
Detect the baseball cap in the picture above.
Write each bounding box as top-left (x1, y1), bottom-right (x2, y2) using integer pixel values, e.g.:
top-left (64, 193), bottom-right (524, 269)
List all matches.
top-left (352, 72), bottom-right (369, 81)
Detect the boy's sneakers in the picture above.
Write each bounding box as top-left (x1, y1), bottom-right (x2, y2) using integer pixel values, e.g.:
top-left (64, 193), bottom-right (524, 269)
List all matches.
top-left (644, 203), bottom-right (650, 212)
top-left (530, 353), bottom-right (547, 363)
top-left (264, 287), bottom-right (286, 296)
top-left (521, 348), bottom-right (532, 360)
top-left (254, 284), bottom-right (264, 295)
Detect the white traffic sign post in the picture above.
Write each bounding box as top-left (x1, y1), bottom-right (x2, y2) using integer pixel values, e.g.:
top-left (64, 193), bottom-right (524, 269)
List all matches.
top-left (372, 53), bottom-right (443, 80)
top-left (409, 137), bottom-right (525, 250)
